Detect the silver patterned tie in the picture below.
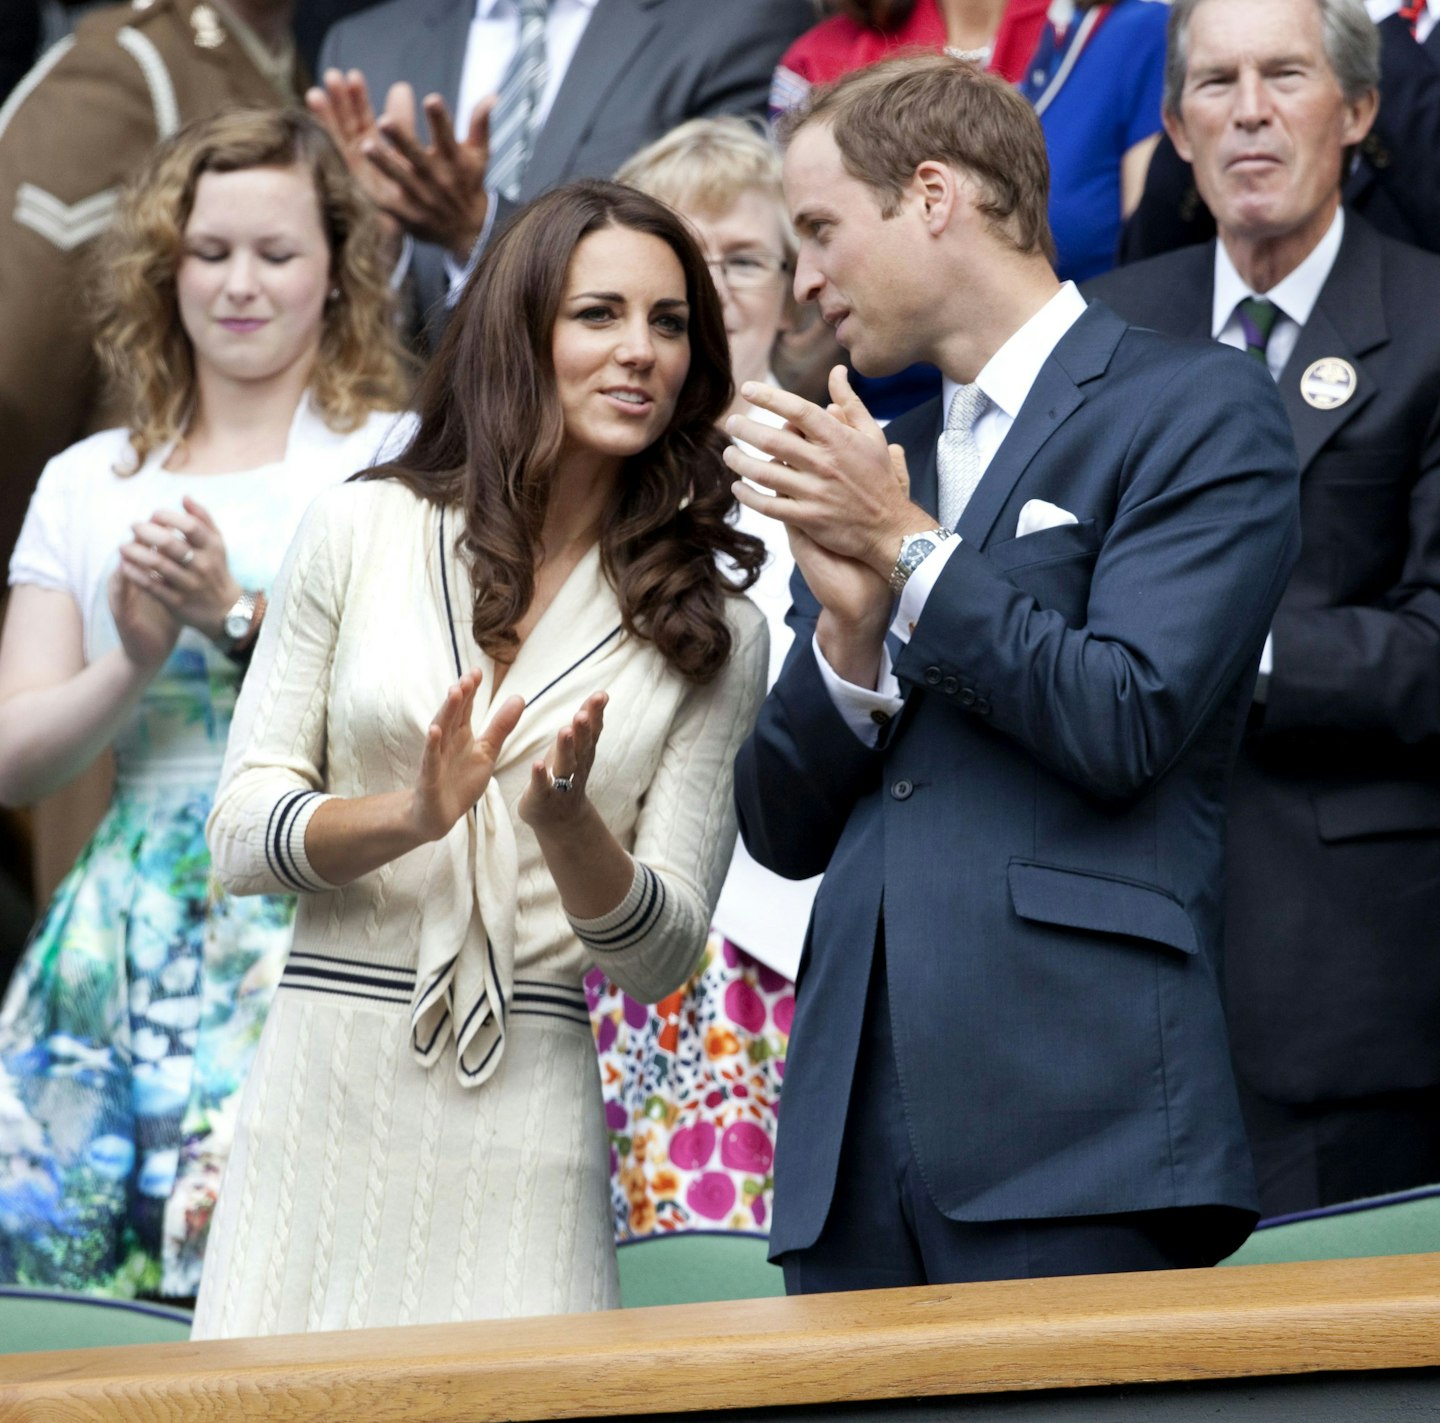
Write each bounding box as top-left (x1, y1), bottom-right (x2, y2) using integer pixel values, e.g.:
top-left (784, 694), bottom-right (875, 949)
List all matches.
top-left (487, 0), bottom-right (549, 203)
top-left (937, 383), bottom-right (989, 529)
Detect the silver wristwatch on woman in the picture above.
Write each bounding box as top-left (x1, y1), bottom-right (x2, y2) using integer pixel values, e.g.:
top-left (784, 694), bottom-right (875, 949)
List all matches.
top-left (217, 588), bottom-right (265, 661)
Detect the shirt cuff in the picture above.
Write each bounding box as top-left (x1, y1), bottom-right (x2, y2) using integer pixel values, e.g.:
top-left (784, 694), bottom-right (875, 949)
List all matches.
top-left (1254, 630), bottom-right (1274, 704)
top-left (891, 534), bottom-right (962, 645)
top-left (443, 197), bottom-right (499, 306)
top-left (812, 638), bottom-right (903, 747)
top-left (391, 234), bottom-right (414, 292)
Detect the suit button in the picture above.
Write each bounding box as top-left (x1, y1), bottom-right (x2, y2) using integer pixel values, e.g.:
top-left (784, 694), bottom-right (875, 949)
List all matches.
top-left (973, 697), bottom-right (991, 715)
top-left (941, 676), bottom-right (959, 695)
top-left (924, 666), bottom-right (942, 687)
top-left (958, 687), bottom-right (976, 708)
top-left (891, 779), bottom-right (914, 801)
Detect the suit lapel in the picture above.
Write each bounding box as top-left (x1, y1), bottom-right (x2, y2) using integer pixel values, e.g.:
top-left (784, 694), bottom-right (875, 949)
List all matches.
top-left (903, 401), bottom-right (944, 520)
top-left (1276, 217), bottom-right (1387, 475)
top-left (409, 0), bottom-right (472, 123)
top-left (522, 0), bottom-right (663, 197)
top-left (956, 302), bottom-right (1125, 548)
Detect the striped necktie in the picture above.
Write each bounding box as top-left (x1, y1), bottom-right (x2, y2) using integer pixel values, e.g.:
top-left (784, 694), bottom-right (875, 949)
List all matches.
top-left (1236, 296), bottom-right (1281, 370)
top-left (488, 0), bottom-right (549, 204)
top-left (1398, 0), bottom-right (1426, 35)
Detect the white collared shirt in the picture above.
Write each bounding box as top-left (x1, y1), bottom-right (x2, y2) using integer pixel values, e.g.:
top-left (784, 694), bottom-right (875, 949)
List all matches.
top-left (1211, 209), bottom-right (1344, 684)
top-left (456, 0), bottom-right (600, 147)
top-left (1366, 0), bottom-right (1438, 42)
top-left (815, 281), bottom-right (1089, 743)
top-left (1212, 208), bottom-right (1345, 380)
top-left (439, 0), bottom-right (600, 297)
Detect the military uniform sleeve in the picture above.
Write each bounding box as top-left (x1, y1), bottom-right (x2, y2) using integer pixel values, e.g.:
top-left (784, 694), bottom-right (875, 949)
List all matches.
top-left (0, 22), bottom-right (163, 564)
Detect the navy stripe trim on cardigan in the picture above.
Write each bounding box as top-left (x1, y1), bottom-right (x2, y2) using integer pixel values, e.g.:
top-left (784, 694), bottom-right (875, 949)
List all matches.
top-left (573, 864), bottom-right (666, 951)
top-left (413, 1008), bottom-right (451, 1056)
top-left (266, 788), bottom-right (323, 892)
top-left (288, 951), bottom-right (414, 984)
top-left (521, 625), bottom-right (622, 709)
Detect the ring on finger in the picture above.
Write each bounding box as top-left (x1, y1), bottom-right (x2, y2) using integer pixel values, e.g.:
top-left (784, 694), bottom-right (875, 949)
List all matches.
top-left (179, 547), bottom-right (195, 567)
top-left (550, 772), bottom-right (575, 794)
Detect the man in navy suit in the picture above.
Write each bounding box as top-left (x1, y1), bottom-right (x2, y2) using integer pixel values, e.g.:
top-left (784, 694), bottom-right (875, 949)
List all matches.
top-left (726, 54), bottom-right (1302, 1291)
top-left (1089, 0), bottom-right (1440, 1216)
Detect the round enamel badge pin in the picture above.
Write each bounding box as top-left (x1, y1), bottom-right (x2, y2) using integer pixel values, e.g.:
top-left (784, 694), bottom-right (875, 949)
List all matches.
top-left (1299, 357), bottom-right (1357, 410)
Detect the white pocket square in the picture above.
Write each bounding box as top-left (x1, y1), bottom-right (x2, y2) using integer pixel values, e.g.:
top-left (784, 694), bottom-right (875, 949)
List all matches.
top-left (1016, 499), bottom-right (1080, 538)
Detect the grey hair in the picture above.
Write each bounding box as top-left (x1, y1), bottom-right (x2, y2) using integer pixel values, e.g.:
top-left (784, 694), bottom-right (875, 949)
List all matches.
top-left (1164, 0), bottom-right (1380, 114)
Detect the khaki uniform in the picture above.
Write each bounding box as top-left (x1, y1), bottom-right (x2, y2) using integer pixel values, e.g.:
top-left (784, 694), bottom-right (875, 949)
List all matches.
top-left (0, 0), bottom-right (299, 905)
top-left (0, 0), bottom-right (299, 565)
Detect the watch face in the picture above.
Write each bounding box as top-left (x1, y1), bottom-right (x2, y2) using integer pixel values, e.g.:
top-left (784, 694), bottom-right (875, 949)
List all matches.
top-left (224, 610), bottom-right (251, 640)
top-left (904, 537), bottom-right (937, 569)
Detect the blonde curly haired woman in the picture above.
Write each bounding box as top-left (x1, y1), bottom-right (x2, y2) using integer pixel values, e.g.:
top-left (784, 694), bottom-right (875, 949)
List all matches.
top-left (0, 107), bottom-right (410, 1302)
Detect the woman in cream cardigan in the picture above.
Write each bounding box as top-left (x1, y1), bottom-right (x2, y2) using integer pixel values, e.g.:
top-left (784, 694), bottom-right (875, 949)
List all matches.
top-left (193, 181), bottom-right (768, 1337)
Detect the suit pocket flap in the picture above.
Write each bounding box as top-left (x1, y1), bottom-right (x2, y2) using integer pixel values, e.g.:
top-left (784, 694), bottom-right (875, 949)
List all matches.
top-left (985, 518), bottom-right (1099, 571)
top-left (1313, 782), bottom-right (1440, 842)
top-left (1008, 860), bottom-right (1198, 955)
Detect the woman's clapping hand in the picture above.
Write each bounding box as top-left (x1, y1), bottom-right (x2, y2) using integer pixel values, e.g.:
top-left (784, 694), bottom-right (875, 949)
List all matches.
top-left (411, 670), bottom-right (525, 843)
top-left (116, 496), bottom-right (245, 645)
top-left (518, 691), bottom-right (608, 831)
top-left (107, 564), bottom-right (180, 673)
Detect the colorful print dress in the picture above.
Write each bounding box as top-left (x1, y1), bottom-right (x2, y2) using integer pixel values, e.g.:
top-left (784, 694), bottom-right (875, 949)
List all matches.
top-left (0, 405), bottom-right (406, 1299)
top-left (588, 449), bottom-right (817, 1244)
top-left (586, 937), bottom-right (793, 1239)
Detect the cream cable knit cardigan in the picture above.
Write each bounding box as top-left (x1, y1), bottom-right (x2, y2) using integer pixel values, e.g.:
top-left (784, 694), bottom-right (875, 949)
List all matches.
top-left (207, 479), bottom-right (768, 1082)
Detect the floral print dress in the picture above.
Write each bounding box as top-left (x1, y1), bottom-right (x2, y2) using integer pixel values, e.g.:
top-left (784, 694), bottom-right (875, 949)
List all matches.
top-left (587, 932), bottom-right (794, 1239)
top-left (0, 408), bottom-right (403, 1299)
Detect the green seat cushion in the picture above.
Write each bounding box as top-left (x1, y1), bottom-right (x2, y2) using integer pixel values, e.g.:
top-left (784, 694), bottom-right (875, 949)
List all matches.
top-left (1223, 1185), bottom-right (1440, 1267)
top-left (0, 1287), bottom-right (192, 1354)
top-left (617, 1231), bottom-right (784, 1308)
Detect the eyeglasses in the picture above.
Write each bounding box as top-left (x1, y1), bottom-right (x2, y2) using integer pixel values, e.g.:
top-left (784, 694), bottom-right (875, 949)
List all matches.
top-left (705, 251), bottom-right (789, 290)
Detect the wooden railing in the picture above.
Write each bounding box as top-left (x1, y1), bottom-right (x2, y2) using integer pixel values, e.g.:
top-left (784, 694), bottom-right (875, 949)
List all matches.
top-left (3, 1253), bottom-right (1439, 1421)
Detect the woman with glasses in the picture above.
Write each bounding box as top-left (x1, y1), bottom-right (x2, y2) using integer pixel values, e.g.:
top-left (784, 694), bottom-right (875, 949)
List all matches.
top-left (582, 120), bottom-right (816, 1245)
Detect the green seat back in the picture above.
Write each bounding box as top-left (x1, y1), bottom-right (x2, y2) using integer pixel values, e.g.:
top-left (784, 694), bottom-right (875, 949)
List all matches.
top-left (617, 1231), bottom-right (784, 1308)
top-left (1223, 1186), bottom-right (1440, 1267)
top-left (0, 1287), bottom-right (192, 1354)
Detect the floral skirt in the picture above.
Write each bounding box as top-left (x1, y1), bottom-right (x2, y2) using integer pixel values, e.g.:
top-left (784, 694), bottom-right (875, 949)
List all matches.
top-left (0, 783), bottom-right (293, 1299)
top-left (586, 932), bottom-right (793, 1239)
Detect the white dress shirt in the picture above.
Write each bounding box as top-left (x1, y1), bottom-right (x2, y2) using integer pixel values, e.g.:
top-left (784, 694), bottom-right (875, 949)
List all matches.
top-left (439, 0), bottom-right (600, 296)
top-left (1212, 207), bottom-right (1345, 381)
top-left (1366, 0), bottom-right (1438, 42)
top-left (1211, 209), bottom-right (1344, 679)
top-left (456, 0), bottom-right (599, 146)
top-left (815, 281), bottom-right (1089, 744)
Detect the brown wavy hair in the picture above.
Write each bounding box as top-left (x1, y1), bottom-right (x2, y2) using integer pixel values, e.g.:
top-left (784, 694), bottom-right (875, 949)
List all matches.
top-left (93, 107), bottom-right (410, 472)
top-left (364, 179), bottom-right (762, 684)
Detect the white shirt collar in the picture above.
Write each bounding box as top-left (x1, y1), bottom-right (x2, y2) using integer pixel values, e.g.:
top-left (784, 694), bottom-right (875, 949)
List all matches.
top-left (476, 0), bottom-right (599, 16)
top-left (942, 281), bottom-right (1088, 425)
top-left (1211, 207), bottom-right (1344, 337)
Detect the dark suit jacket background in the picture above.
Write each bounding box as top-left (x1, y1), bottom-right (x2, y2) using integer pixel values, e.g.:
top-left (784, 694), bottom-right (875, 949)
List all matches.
top-left (1087, 216), bottom-right (1440, 1107)
top-left (318, 0), bottom-right (810, 333)
top-left (1120, 18), bottom-right (1440, 261)
top-left (735, 304), bottom-right (1301, 1258)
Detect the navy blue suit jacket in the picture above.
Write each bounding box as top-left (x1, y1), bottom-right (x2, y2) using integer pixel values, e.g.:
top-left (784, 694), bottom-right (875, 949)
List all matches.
top-left (735, 302), bottom-right (1301, 1257)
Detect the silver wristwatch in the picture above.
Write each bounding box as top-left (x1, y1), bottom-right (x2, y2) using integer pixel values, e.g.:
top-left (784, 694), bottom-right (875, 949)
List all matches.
top-left (218, 589), bottom-right (260, 656)
top-left (889, 527), bottom-right (952, 594)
